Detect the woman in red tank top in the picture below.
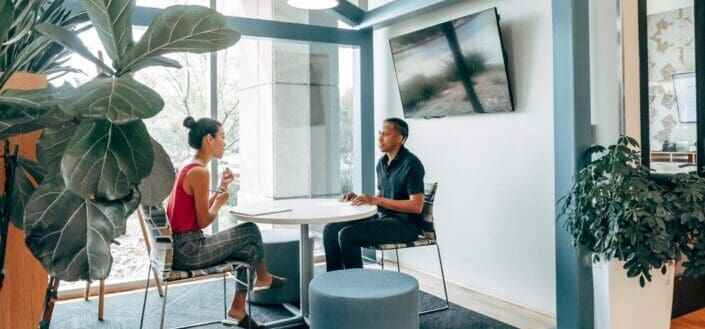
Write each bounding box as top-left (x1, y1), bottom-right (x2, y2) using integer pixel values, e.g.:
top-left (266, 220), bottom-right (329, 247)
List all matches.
top-left (167, 116), bottom-right (281, 329)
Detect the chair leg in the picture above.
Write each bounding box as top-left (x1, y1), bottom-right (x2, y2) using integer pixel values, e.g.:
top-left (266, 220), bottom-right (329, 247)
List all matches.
top-left (381, 251), bottom-right (385, 270)
top-left (223, 274), bottom-right (227, 319)
top-left (419, 243), bottom-right (450, 315)
top-left (139, 263), bottom-right (152, 329)
top-left (98, 279), bottom-right (105, 321)
top-left (246, 267), bottom-right (252, 328)
top-left (84, 281), bottom-right (91, 301)
top-left (395, 248), bottom-right (400, 272)
top-left (159, 281), bottom-right (169, 329)
top-left (436, 243), bottom-right (450, 308)
top-left (153, 268), bottom-right (164, 297)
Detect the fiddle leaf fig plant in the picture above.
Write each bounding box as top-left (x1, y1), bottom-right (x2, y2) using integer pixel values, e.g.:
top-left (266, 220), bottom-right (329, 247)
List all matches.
top-left (0, 0), bottom-right (87, 230)
top-left (0, 1), bottom-right (239, 281)
top-left (0, 0), bottom-right (89, 90)
top-left (560, 136), bottom-right (678, 287)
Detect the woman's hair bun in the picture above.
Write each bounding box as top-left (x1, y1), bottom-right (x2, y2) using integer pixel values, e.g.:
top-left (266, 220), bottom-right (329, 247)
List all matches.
top-left (183, 116), bottom-right (196, 129)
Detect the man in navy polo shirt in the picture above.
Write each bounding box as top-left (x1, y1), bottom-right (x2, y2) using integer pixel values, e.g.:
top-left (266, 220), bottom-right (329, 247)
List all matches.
top-left (323, 117), bottom-right (425, 271)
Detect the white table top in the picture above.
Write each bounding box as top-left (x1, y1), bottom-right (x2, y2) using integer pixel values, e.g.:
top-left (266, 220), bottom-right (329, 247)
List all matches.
top-left (229, 198), bottom-right (377, 225)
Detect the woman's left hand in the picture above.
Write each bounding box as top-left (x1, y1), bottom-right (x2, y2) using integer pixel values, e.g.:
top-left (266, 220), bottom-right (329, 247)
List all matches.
top-left (220, 167), bottom-right (235, 189)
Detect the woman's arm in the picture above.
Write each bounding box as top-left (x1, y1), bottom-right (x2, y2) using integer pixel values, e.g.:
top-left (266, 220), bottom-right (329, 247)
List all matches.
top-left (187, 167), bottom-right (229, 229)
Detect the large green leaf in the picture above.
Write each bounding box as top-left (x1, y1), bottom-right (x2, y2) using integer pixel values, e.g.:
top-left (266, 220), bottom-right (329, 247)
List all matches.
top-left (138, 139), bottom-right (174, 206)
top-left (128, 55), bottom-right (182, 72)
top-left (18, 156), bottom-right (46, 184)
top-left (113, 188), bottom-right (140, 236)
top-left (59, 75), bottom-right (164, 123)
top-left (37, 122), bottom-right (77, 172)
top-left (23, 176), bottom-right (140, 281)
top-left (61, 119), bottom-right (153, 200)
top-left (0, 156), bottom-right (45, 228)
top-left (0, 0), bottom-right (14, 42)
top-left (8, 166), bottom-right (34, 228)
top-left (0, 84), bottom-right (75, 138)
top-left (33, 23), bottom-right (115, 75)
top-left (79, 0), bottom-right (134, 69)
top-left (121, 5), bottom-right (239, 74)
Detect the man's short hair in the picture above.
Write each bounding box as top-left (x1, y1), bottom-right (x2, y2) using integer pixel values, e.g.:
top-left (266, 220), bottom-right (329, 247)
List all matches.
top-left (384, 117), bottom-right (409, 143)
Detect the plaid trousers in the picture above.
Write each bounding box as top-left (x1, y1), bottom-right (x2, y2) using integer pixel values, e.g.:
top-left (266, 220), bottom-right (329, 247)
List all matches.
top-left (172, 222), bottom-right (265, 292)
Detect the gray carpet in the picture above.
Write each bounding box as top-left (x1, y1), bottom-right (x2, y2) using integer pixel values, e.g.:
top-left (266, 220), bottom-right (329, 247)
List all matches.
top-left (53, 278), bottom-right (515, 329)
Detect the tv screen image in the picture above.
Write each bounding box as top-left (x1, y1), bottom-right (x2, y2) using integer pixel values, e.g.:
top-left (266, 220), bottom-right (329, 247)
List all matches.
top-left (390, 7), bottom-right (514, 118)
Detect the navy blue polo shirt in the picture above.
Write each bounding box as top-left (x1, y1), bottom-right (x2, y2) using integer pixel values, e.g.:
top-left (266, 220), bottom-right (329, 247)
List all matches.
top-left (376, 146), bottom-right (425, 223)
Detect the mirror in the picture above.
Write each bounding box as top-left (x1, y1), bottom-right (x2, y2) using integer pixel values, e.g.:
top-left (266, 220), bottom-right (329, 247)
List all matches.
top-left (645, 0), bottom-right (696, 174)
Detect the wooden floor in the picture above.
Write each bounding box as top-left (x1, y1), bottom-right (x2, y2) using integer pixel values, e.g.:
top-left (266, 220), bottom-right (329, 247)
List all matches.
top-left (379, 261), bottom-right (556, 329)
top-left (672, 308), bottom-right (705, 329)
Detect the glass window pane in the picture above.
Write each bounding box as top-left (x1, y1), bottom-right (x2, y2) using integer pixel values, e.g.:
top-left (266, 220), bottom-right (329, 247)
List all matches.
top-left (51, 25), bottom-right (108, 86)
top-left (215, 38), bottom-right (358, 259)
top-left (133, 27), bottom-right (210, 169)
top-left (647, 0), bottom-right (696, 174)
top-left (57, 26), bottom-right (211, 292)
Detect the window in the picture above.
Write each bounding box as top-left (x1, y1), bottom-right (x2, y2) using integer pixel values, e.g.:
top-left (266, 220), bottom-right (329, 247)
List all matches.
top-left (216, 38), bottom-right (357, 257)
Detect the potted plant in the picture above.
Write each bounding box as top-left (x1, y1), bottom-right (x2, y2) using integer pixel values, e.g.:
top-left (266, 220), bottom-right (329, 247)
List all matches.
top-left (0, 0), bottom-right (239, 302)
top-left (664, 172), bottom-right (705, 317)
top-left (0, 1), bottom-right (88, 326)
top-left (560, 136), bottom-right (678, 329)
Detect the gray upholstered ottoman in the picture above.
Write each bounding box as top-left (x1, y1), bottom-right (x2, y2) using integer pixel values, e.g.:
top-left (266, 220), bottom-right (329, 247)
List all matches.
top-left (309, 269), bottom-right (419, 329)
top-left (250, 229), bottom-right (313, 305)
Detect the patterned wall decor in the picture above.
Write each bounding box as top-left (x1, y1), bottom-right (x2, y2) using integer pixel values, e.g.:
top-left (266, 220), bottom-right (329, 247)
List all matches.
top-left (648, 6), bottom-right (695, 151)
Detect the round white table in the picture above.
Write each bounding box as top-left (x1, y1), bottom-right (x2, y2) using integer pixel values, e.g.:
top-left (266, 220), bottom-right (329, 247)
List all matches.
top-left (229, 198), bottom-right (376, 328)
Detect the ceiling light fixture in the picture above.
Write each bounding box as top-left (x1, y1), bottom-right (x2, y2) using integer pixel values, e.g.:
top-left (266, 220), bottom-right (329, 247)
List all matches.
top-left (287, 0), bottom-right (339, 10)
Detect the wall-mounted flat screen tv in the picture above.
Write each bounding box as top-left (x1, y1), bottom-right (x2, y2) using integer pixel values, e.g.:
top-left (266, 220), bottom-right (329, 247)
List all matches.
top-left (390, 7), bottom-right (514, 119)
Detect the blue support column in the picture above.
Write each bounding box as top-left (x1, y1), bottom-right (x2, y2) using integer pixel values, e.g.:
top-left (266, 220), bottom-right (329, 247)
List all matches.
top-left (359, 29), bottom-right (375, 195)
top-left (553, 0), bottom-right (594, 328)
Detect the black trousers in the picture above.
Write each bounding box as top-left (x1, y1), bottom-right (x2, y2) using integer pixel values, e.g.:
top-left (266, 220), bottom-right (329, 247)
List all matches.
top-left (323, 214), bottom-right (421, 271)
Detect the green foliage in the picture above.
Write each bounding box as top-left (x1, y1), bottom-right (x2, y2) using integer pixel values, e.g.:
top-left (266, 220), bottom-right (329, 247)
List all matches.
top-left (0, 0), bottom-right (88, 90)
top-left (23, 175), bottom-right (140, 281)
top-left (0, 1), bottom-right (238, 281)
top-left (560, 136), bottom-right (678, 287)
top-left (665, 173), bottom-right (705, 278)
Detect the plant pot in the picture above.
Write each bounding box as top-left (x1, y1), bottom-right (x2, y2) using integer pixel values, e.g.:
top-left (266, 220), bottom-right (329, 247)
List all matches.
top-left (0, 72), bottom-right (49, 329)
top-left (592, 256), bottom-right (675, 329)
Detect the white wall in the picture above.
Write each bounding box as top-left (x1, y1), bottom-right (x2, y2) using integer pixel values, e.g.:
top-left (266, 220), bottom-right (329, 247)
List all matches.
top-left (647, 0), bottom-right (693, 15)
top-left (373, 0), bottom-right (556, 315)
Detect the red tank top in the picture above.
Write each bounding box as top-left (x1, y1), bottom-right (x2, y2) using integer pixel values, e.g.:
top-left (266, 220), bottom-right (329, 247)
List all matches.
top-left (167, 162), bottom-right (205, 234)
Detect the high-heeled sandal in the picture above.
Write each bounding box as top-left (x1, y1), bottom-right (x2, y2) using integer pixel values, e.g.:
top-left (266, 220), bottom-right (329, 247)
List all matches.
top-left (222, 314), bottom-right (262, 329)
top-left (252, 275), bottom-right (286, 292)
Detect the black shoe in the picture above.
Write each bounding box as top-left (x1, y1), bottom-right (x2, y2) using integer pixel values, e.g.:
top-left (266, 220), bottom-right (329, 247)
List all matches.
top-left (222, 314), bottom-right (262, 329)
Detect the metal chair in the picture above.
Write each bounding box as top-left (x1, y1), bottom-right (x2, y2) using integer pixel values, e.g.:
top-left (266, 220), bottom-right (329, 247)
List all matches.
top-left (365, 182), bottom-right (449, 315)
top-left (138, 205), bottom-right (254, 329)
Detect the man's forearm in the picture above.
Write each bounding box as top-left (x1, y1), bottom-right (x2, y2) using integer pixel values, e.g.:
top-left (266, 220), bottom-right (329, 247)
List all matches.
top-left (375, 197), bottom-right (421, 214)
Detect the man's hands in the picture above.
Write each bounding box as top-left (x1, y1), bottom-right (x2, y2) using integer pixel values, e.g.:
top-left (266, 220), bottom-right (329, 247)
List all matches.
top-left (340, 192), bottom-right (377, 206)
top-left (352, 194), bottom-right (377, 206)
top-left (339, 192), bottom-right (357, 202)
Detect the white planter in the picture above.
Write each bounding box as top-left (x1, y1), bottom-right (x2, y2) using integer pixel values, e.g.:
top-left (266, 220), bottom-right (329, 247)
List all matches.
top-left (592, 256), bottom-right (674, 329)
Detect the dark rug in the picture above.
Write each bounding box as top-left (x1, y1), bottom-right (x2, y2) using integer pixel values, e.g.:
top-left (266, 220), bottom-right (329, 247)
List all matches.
top-left (53, 279), bottom-right (516, 329)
